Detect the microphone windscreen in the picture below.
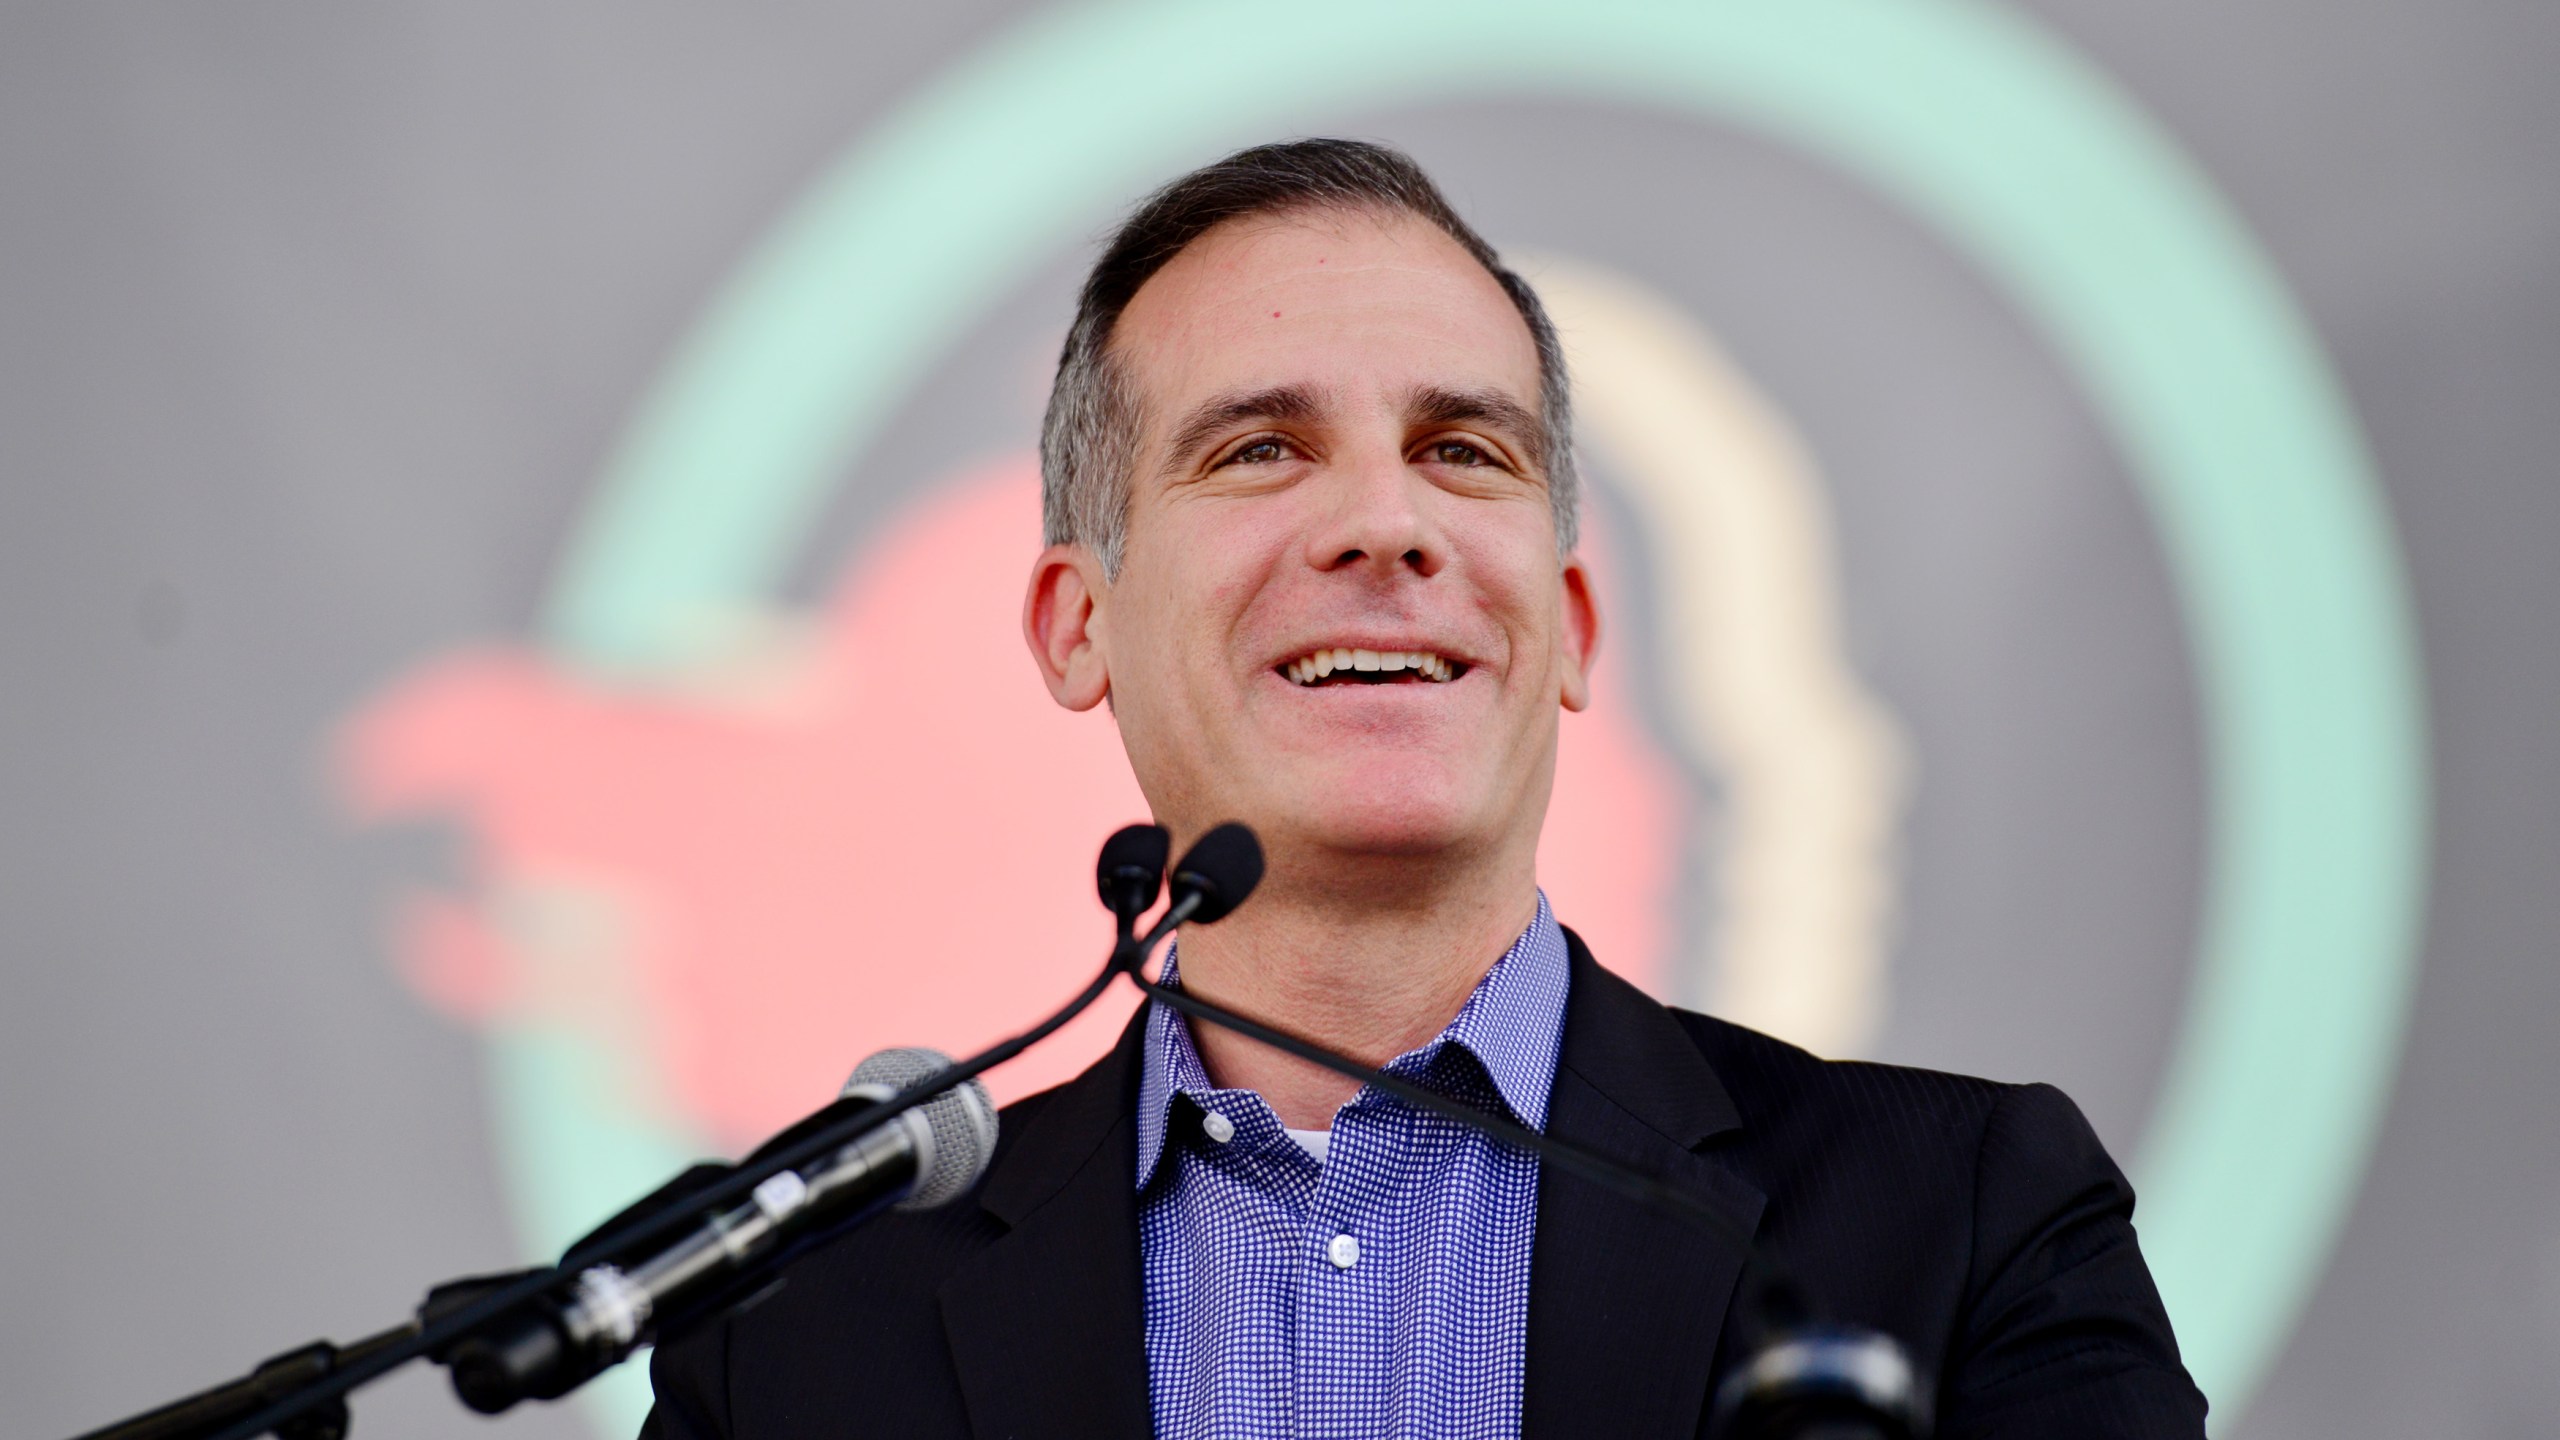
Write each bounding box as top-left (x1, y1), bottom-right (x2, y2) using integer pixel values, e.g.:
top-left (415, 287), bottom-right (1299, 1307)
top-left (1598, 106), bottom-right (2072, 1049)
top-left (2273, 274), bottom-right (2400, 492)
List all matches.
top-left (1170, 822), bottom-right (1264, 924)
top-left (1097, 822), bottom-right (1171, 914)
top-left (842, 1047), bottom-right (1000, 1210)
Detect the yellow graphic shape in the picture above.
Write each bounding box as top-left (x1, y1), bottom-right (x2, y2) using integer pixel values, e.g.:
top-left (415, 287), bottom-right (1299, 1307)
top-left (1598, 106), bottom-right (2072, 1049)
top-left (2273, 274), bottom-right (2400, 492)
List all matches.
top-left (1539, 259), bottom-right (1910, 1057)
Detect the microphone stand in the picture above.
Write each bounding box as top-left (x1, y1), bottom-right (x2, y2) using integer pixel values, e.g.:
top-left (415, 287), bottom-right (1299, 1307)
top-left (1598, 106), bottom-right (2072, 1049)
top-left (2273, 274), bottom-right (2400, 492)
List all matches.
top-left (74, 1326), bottom-right (411, 1440)
top-left (65, 947), bottom-right (1166, 1440)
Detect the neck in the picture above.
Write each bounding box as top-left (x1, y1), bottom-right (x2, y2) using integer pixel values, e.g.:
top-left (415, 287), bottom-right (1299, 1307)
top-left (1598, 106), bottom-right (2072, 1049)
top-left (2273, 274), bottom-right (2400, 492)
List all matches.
top-left (1165, 842), bottom-right (1540, 1129)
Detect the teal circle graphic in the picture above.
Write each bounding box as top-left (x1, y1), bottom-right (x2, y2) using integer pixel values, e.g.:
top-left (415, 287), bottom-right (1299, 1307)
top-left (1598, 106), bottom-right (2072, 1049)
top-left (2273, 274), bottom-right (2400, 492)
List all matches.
top-left (514, 0), bottom-right (2428, 1429)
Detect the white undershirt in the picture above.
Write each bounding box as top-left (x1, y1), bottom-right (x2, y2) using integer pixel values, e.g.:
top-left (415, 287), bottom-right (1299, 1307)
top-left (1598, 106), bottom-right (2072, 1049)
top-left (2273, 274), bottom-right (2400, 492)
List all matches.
top-left (1286, 1127), bottom-right (1331, 1164)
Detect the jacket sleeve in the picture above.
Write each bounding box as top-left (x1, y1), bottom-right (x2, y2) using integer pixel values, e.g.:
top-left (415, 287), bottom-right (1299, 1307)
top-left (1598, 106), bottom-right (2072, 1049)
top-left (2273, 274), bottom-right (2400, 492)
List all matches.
top-left (1939, 1082), bottom-right (2210, 1439)
top-left (640, 1317), bottom-right (734, 1440)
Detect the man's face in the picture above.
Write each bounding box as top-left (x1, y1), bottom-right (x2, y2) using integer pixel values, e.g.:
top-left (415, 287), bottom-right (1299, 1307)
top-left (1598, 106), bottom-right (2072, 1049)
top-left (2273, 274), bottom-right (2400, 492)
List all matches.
top-left (1029, 207), bottom-right (1598, 875)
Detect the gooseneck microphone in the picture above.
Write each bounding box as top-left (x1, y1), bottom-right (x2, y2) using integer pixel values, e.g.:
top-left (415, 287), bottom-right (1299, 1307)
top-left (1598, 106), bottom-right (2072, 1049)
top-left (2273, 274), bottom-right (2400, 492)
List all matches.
top-left (1097, 822), bottom-right (1171, 924)
top-left (443, 1049), bottom-right (998, 1414)
top-left (1164, 822), bottom-right (1264, 924)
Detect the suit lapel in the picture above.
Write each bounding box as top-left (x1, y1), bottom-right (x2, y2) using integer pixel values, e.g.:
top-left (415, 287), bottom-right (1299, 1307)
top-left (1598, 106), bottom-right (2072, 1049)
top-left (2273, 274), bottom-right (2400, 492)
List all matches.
top-left (1522, 931), bottom-right (1765, 1440)
top-left (938, 1011), bottom-right (1154, 1440)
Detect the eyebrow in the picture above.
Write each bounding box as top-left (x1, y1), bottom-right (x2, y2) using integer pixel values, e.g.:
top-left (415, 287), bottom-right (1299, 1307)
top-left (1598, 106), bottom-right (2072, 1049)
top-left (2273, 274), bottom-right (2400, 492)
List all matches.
top-left (1161, 384), bottom-right (1326, 470)
top-left (1406, 385), bottom-right (1548, 471)
top-left (1154, 381), bottom-right (1551, 474)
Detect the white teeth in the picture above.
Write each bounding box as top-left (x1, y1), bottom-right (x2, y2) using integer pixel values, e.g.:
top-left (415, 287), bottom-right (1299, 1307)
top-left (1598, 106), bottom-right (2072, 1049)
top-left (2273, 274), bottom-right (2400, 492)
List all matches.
top-left (1282, 648), bottom-right (1461, 684)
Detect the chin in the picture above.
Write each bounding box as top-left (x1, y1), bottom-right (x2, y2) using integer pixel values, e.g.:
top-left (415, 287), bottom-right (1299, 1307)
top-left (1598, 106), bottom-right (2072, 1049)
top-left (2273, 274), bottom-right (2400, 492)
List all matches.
top-left (1269, 775), bottom-right (1496, 861)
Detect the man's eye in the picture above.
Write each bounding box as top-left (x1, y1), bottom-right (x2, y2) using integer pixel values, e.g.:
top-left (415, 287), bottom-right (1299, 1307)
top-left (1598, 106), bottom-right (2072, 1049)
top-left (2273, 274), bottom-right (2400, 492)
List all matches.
top-left (1432, 441), bottom-right (1489, 466)
top-left (1226, 439), bottom-right (1286, 465)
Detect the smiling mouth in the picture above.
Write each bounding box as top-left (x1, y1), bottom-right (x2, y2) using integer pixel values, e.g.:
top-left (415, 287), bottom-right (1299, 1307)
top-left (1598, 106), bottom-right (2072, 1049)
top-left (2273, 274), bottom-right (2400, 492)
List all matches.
top-left (1277, 648), bottom-right (1467, 687)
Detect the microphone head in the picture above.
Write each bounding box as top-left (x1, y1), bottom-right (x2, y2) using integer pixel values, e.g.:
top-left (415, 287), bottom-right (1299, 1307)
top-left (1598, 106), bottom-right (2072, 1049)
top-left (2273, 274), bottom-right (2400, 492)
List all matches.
top-left (841, 1047), bottom-right (999, 1211)
top-left (1096, 822), bottom-right (1171, 917)
top-left (1710, 1325), bottom-right (1928, 1440)
top-left (1168, 822), bottom-right (1264, 925)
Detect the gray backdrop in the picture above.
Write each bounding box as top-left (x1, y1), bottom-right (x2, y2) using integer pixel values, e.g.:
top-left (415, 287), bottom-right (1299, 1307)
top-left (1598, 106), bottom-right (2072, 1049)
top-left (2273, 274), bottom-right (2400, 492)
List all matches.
top-left (3, 3), bottom-right (2553, 1437)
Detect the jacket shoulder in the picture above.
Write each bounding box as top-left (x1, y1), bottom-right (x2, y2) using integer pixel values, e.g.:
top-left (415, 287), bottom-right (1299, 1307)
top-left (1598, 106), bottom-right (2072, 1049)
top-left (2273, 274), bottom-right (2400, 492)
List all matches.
top-left (1664, 1009), bottom-right (2200, 1434)
top-left (1671, 1006), bottom-right (2026, 1144)
top-left (1661, 1009), bottom-right (2124, 1312)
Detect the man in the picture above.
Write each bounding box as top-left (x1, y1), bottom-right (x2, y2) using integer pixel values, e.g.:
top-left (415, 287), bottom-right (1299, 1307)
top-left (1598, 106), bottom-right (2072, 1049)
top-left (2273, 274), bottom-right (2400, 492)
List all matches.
top-left (645, 139), bottom-right (2206, 1438)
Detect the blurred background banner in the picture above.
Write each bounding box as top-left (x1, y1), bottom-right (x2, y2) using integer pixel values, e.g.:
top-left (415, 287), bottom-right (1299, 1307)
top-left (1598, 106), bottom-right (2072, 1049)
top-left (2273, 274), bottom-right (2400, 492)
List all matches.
top-left (1, 3), bottom-right (2549, 1438)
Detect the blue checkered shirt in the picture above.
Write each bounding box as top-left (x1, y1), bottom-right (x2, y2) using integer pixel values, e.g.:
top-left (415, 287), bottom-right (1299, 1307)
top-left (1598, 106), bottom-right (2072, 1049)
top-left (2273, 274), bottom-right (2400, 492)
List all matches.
top-left (1134, 894), bottom-right (1571, 1440)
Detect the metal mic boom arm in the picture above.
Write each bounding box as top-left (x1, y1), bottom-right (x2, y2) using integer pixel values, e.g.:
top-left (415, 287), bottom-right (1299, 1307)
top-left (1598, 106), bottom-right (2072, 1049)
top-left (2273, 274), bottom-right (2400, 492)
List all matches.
top-left (73, 948), bottom-right (1157, 1440)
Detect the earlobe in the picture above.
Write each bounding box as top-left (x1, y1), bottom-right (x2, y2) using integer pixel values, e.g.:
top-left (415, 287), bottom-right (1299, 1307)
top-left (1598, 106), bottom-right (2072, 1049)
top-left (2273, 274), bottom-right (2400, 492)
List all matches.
top-left (1558, 557), bottom-right (1602, 713)
top-left (1022, 545), bottom-right (1112, 711)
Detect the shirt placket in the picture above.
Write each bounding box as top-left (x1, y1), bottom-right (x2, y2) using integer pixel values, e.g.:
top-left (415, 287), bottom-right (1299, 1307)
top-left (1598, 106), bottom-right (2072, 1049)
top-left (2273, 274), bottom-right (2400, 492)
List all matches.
top-left (1294, 1094), bottom-right (1415, 1440)
top-left (1187, 1091), bottom-right (1319, 1440)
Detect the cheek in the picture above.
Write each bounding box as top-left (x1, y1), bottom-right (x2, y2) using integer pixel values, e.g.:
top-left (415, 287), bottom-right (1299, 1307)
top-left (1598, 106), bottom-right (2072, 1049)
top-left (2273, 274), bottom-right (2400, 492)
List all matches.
top-left (1108, 525), bottom-right (1277, 710)
top-left (1445, 517), bottom-right (1564, 662)
top-left (1133, 496), bottom-right (1297, 628)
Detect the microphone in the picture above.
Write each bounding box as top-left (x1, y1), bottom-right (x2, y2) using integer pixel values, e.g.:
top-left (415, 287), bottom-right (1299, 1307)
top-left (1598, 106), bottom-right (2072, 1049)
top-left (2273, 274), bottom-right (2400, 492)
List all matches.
top-left (1097, 823), bottom-right (1171, 923)
top-left (443, 1049), bottom-right (997, 1415)
top-left (1165, 822), bottom-right (1263, 925)
top-left (1712, 1327), bottom-right (1927, 1440)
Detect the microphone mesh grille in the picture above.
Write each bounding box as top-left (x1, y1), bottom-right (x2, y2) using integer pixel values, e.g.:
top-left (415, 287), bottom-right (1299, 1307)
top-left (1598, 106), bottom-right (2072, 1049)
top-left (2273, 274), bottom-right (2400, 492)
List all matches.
top-left (843, 1047), bottom-right (1000, 1210)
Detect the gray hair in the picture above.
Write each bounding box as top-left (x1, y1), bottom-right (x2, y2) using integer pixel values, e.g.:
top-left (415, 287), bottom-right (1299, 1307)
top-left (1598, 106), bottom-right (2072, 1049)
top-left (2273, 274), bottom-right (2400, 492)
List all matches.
top-left (1039, 138), bottom-right (1578, 577)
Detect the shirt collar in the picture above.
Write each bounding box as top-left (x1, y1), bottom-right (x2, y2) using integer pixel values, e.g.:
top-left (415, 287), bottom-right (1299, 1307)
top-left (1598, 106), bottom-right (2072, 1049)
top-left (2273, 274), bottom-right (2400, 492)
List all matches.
top-left (1134, 891), bottom-right (1572, 1191)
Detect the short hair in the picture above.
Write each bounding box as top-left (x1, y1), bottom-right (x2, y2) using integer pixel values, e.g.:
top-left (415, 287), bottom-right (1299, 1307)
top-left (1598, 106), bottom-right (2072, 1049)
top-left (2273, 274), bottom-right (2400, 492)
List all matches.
top-left (1039, 138), bottom-right (1578, 577)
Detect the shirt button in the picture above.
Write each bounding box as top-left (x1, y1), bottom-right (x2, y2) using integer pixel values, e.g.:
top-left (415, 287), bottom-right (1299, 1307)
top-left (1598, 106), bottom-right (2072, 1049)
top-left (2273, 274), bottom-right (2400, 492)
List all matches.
top-left (1200, 1110), bottom-right (1236, 1144)
top-left (1327, 1234), bottom-right (1361, 1270)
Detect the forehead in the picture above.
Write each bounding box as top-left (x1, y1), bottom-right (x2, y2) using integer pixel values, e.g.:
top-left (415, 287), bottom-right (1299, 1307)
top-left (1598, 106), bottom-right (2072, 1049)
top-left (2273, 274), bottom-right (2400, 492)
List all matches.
top-left (1108, 207), bottom-right (1542, 427)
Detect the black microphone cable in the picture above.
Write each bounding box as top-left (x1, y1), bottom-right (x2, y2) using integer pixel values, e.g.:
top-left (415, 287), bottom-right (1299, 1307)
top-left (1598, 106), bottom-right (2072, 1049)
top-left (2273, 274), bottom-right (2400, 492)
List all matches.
top-left (1116, 822), bottom-right (1926, 1440)
top-left (1115, 822), bottom-right (1763, 1253)
top-left (1123, 966), bottom-right (1760, 1259)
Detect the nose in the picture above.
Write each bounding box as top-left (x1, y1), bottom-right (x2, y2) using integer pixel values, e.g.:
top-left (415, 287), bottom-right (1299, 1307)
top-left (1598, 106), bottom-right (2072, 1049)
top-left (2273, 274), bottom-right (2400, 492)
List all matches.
top-left (1302, 441), bottom-right (1446, 581)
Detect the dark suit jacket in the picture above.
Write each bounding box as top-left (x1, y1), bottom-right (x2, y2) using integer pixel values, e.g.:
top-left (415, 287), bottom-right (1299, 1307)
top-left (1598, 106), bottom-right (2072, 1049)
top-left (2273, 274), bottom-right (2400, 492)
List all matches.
top-left (645, 931), bottom-right (2206, 1438)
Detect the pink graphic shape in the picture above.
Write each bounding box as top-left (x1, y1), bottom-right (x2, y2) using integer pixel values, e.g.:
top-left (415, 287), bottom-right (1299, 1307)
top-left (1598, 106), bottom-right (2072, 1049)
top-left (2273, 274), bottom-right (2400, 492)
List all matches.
top-left (342, 459), bottom-right (1688, 1146)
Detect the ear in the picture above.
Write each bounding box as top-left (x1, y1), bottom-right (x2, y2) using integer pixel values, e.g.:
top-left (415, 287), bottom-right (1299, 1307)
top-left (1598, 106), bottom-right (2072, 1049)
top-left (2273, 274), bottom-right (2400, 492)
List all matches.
top-left (1557, 554), bottom-right (1603, 713)
top-left (1023, 543), bottom-right (1112, 711)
